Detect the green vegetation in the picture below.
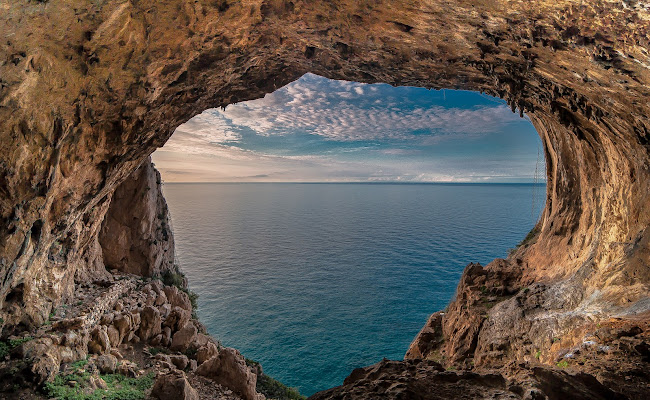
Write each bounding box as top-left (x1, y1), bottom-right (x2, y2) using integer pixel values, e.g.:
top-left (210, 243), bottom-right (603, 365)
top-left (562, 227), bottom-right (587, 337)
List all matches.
top-left (0, 336), bottom-right (32, 358)
top-left (147, 347), bottom-right (170, 356)
top-left (508, 226), bottom-right (540, 255)
top-left (256, 374), bottom-right (306, 400)
top-left (245, 358), bottom-right (305, 400)
top-left (556, 360), bottom-right (569, 368)
top-left (519, 226), bottom-right (540, 247)
top-left (44, 359), bottom-right (155, 400)
top-left (534, 350), bottom-right (541, 360)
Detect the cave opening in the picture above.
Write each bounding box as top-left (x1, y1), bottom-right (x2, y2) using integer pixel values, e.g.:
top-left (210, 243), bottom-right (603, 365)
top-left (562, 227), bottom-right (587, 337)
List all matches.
top-left (151, 74), bottom-right (546, 394)
top-left (2, 1), bottom-right (649, 398)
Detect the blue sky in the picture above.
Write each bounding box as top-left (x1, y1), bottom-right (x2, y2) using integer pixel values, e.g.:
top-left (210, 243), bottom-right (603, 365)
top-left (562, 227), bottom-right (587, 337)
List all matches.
top-left (153, 73), bottom-right (544, 182)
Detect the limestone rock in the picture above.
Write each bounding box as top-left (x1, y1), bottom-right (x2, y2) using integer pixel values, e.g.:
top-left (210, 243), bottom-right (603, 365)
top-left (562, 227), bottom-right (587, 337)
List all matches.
top-left (171, 323), bottom-right (198, 352)
top-left (196, 342), bottom-right (219, 365)
top-left (405, 312), bottom-right (444, 360)
top-left (113, 314), bottom-right (133, 345)
top-left (138, 305), bottom-right (162, 342)
top-left (99, 158), bottom-right (176, 277)
top-left (169, 354), bottom-right (189, 370)
top-left (89, 325), bottom-right (111, 354)
top-left (197, 347), bottom-right (260, 400)
top-left (106, 325), bottom-right (120, 348)
top-left (155, 291), bottom-right (168, 307)
top-left (151, 371), bottom-right (199, 400)
top-left (1, 0), bottom-right (650, 397)
top-left (117, 360), bottom-right (138, 378)
top-left (161, 326), bottom-right (173, 347)
top-left (95, 354), bottom-right (118, 374)
top-left (164, 306), bottom-right (191, 332)
top-left (163, 287), bottom-right (192, 312)
top-left (310, 358), bottom-right (630, 400)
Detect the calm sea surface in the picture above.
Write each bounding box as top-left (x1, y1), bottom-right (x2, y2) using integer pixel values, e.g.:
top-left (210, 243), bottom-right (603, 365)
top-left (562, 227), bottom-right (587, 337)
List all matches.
top-left (163, 183), bottom-right (546, 395)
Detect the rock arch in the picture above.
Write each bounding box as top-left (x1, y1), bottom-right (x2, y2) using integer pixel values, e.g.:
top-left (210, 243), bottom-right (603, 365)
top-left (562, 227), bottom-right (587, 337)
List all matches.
top-left (0, 0), bottom-right (648, 377)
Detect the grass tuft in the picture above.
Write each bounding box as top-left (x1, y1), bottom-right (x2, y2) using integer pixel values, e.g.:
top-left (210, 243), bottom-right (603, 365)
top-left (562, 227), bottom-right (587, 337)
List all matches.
top-left (0, 336), bottom-right (32, 358)
top-left (44, 359), bottom-right (154, 400)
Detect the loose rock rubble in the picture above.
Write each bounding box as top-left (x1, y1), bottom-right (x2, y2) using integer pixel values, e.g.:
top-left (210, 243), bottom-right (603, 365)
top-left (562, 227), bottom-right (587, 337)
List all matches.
top-left (15, 273), bottom-right (264, 399)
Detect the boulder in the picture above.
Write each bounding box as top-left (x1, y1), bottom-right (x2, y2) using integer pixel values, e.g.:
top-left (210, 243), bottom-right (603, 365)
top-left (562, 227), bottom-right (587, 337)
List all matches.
top-left (107, 325), bottom-right (120, 347)
top-left (159, 303), bottom-right (171, 319)
top-left (197, 347), bottom-right (260, 400)
top-left (150, 334), bottom-right (163, 346)
top-left (171, 323), bottom-right (197, 352)
top-left (163, 286), bottom-right (192, 312)
top-left (130, 311), bottom-right (141, 328)
top-left (113, 313), bottom-right (132, 344)
top-left (89, 326), bottom-right (111, 354)
top-left (138, 306), bottom-right (162, 341)
top-left (96, 354), bottom-right (118, 374)
top-left (89, 375), bottom-right (108, 390)
top-left (162, 326), bottom-right (172, 347)
top-left (169, 354), bottom-right (189, 370)
top-left (155, 291), bottom-right (168, 306)
top-left (196, 342), bottom-right (219, 365)
top-left (117, 360), bottom-right (138, 378)
top-left (164, 306), bottom-right (191, 332)
top-left (100, 313), bottom-right (115, 326)
top-left (151, 371), bottom-right (198, 400)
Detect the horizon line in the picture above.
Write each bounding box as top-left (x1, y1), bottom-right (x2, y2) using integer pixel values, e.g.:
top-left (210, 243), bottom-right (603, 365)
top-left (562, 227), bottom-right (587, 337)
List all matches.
top-left (161, 181), bottom-right (548, 185)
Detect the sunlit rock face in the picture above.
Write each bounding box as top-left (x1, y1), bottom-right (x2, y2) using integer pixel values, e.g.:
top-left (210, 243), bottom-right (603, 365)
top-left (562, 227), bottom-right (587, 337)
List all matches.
top-left (0, 0), bottom-right (648, 396)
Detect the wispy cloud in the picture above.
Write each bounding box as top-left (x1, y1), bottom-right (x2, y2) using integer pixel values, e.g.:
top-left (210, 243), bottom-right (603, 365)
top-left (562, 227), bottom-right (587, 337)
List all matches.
top-left (154, 74), bottom-right (543, 182)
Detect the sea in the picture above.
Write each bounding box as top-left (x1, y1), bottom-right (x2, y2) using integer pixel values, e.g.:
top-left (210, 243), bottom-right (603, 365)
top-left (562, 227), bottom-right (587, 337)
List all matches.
top-left (162, 183), bottom-right (546, 396)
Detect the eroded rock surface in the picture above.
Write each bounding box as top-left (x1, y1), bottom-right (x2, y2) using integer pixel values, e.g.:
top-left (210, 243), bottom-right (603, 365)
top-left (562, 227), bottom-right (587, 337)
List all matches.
top-left (310, 358), bottom-right (630, 400)
top-left (12, 272), bottom-right (264, 399)
top-left (0, 0), bottom-right (649, 398)
top-left (99, 157), bottom-right (176, 277)
top-left (152, 371), bottom-right (200, 400)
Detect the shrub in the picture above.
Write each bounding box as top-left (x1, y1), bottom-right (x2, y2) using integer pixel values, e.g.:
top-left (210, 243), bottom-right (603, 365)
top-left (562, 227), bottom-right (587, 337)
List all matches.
top-left (0, 336), bottom-right (32, 358)
top-left (508, 226), bottom-right (540, 256)
top-left (256, 374), bottom-right (306, 400)
top-left (147, 347), bottom-right (170, 356)
top-left (44, 362), bottom-right (155, 400)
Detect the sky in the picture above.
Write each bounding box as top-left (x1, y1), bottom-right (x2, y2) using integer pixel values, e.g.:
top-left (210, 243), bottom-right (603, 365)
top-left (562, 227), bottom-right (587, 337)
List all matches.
top-left (152, 73), bottom-right (545, 183)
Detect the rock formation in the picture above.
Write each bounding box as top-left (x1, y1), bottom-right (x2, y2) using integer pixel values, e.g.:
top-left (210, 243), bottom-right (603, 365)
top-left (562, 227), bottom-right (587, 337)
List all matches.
top-left (0, 0), bottom-right (649, 398)
top-left (15, 272), bottom-right (263, 398)
top-left (99, 157), bottom-right (176, 277)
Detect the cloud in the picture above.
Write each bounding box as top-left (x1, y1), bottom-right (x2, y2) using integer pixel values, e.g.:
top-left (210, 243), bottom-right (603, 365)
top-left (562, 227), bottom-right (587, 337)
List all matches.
top-left (168, 74), bottom-right (522, 150)
top-left (155, 74), bottom-right (542, 182)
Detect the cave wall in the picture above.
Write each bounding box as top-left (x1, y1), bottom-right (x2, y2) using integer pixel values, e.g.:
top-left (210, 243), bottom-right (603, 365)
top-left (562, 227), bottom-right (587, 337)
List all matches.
top-left (99, 157), bottom-right (175, 278)
top-left (0, 0), bottom-right (648, 331)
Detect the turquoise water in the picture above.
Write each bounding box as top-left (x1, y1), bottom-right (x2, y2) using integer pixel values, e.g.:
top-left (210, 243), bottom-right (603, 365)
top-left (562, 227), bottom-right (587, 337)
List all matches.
top-left (163, 183), bottom-right (545, 396)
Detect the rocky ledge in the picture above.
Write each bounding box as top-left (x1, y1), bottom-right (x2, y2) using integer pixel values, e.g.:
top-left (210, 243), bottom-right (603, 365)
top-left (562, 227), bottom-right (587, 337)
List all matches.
top-left (0, 271), bottom-right (301, 400)
top-left (313, 262), bottom-right (649, 399)
top-left (0, 161), bottom-right (302, 399)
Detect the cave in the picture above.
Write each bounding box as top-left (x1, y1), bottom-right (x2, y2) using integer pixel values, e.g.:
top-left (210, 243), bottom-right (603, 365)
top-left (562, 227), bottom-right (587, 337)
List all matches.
top-left (0, 0), bottom-right (649, 398)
